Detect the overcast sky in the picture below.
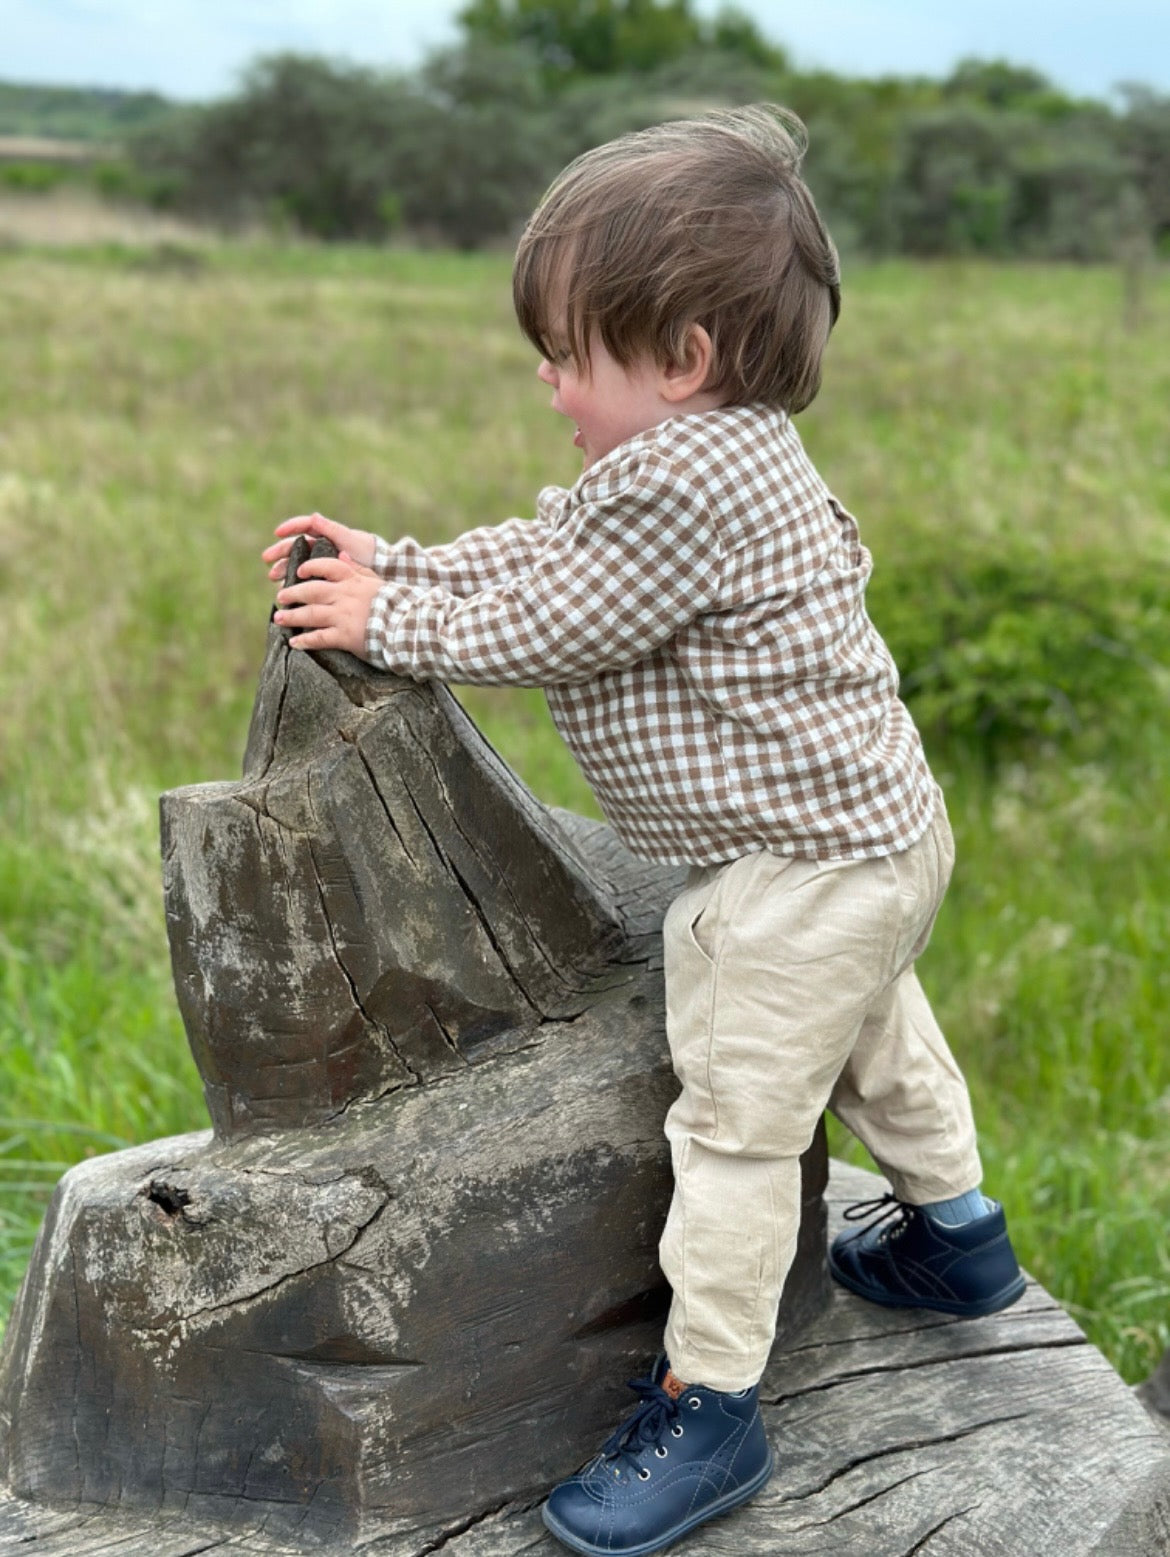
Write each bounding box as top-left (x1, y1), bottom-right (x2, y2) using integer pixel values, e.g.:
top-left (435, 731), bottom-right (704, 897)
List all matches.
top-left (3, 0), bottom-right (1167, 103)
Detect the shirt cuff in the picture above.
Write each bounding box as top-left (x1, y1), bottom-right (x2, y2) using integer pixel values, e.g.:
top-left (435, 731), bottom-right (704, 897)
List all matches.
top-left (365, 580), bottom-right (441, 674)
top-left (372, 534), bottom-right (394, 578)
top-left (365, 580), bottom-right (401, 669)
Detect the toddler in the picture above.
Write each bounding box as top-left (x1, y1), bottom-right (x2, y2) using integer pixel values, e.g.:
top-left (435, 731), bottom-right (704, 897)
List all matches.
top-left (264, 105), bottom-right (1024, 1557)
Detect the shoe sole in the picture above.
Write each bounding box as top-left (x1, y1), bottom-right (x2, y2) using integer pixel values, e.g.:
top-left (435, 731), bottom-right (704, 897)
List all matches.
top-left (828, 1250), bottom-right (1027, 1317)
top-left (541, 1446), bottom-right (775, 1557)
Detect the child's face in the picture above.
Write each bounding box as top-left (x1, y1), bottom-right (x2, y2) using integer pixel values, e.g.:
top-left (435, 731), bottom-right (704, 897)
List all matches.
top-left (537, 335), bottom-right (679, 470)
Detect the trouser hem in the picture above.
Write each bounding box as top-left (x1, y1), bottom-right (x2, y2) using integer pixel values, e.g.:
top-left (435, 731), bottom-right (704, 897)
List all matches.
top-left (883, 1156), bottom-right (985, 1205)
top-left (661, 1335), bottom-right (766, 1395)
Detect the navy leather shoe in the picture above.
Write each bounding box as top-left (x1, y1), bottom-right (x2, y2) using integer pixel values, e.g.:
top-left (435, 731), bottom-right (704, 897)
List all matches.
top-left (829, 1193), bottom-right (1026, 1316)
top-left (542, 1356), bottom-right (773, 1556)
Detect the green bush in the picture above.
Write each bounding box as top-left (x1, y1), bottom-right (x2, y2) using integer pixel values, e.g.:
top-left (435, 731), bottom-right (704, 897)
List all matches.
top-left (129, 54), bottom-right (419, 240)
top-left (1118, 86), bottom-right (1170, 243)
top-left (127, 46), bottom-right (561, 248)
top-left (869, 535), bottom-right (1168, 755)
top-left (0, 161), bottom-right (69, 193)
top-left (394, 41), bottom-right (563, 248)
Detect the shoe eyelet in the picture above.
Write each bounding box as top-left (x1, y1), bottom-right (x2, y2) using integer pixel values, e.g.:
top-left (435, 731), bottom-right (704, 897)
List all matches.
top-left (655, 1446), bottom-right (668, 1458)
top-left (671, 1424), bottom-right (684, 1437)
top-left (638, 1468), bottom-right (651, 1481)
top-left (688, 1397), bottom-right (701, 1410)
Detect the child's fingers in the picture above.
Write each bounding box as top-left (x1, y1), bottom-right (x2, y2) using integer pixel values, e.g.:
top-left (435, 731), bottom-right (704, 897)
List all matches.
top-left (273, 513), bottom-right (323, 537)
top-left (274, 601), bottom-right (332, 629)
top-left (273, 511), bottom-right (342, 544)
top-left (336, 551), bottom-right (382, 580)
top-left (265, 546), bottom-right (351, 581)
top-left (275, 580), bottom-right (330, 607)
top-left (293, 557), bottom-right (359, 583)
top-left (288, 628), bottom-right (340, 652)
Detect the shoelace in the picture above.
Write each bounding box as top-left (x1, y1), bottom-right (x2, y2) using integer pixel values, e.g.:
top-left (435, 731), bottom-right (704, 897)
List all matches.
top-left (839, 1192), bottom-right (916, 1247)
top-left (599, 1373), bottom-right (682, 1475)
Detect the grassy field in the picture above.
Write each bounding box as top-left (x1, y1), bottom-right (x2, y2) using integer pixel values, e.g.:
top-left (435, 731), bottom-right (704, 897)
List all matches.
top-left (0, 236), bottom-right (1166, 1385)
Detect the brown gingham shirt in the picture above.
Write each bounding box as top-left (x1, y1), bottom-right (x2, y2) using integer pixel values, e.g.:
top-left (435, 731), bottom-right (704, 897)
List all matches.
top-left (366, 404), bottom-right (937, 866)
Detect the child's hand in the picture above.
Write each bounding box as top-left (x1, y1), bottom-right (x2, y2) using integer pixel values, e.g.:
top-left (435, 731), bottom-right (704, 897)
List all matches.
top-left (262, 513), bottom-right (377, 581)
top-left (274, 553), bottom-right (385, 657)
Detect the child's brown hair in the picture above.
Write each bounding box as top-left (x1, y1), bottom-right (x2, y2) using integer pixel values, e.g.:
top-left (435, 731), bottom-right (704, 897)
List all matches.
top-left (513, 105), bottom-right (841, 415)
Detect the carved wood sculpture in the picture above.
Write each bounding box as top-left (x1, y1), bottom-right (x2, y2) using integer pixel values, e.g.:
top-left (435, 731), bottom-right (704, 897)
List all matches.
top-left (0, 536), bottom-right (829, 1549)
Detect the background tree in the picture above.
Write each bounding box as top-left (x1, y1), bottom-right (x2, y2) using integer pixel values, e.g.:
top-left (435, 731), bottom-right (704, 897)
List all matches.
top-left (942, 57), bottom-right (1076, 118)
top-left (892, 105), bottom-right (1021, 255)
top-left (129, 46), bottom-right (560, 248)
top-left (891, 92), bottom-right (1144, 261)
top-left (132, 54), bottom-right (414, 239)
top-left (392, 42), bottom-right (561, 248)
top-left (457, 0), bottom-right (783, 86)
top-left (1118, 86), bottom-right (1170, 243)
top-left (112, 12), bottom-right (1163, 260)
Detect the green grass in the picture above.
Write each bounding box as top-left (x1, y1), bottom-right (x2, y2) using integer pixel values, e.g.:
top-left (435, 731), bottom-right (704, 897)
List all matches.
top-left (0, 244), bottom-right (1166, 1384)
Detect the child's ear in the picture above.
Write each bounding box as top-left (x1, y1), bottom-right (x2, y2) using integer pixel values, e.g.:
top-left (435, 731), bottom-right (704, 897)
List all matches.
top-left (661, 324), bottom-right (714, 403)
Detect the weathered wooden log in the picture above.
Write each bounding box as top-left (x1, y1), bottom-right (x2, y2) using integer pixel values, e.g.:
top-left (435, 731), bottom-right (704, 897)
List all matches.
top-left (2, 1162), bottom-right (1168, 1556)
top-left (0, 540), bottom-right (829, 1548)
top-left (1138, 1348), bottom-right (1170, 1432)
top-left (168, 539), bottom-right (635, 1137)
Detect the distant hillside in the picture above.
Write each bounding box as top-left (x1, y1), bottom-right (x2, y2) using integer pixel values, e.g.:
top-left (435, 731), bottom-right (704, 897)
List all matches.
top-left (0, 80), bottom-right (181, 142)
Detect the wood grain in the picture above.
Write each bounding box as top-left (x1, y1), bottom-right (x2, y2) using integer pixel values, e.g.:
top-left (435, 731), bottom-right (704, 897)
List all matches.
top-left (0, 571), bottom-right (826, 1547)
top-left (3, 1164), bottom-right (1166, 1555)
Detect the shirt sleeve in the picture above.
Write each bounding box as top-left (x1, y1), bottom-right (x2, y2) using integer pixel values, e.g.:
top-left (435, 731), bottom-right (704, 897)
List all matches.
top-left (371, 515), bottom-right (555, 595)
top-left (365, 454), bottom-right (723, 687)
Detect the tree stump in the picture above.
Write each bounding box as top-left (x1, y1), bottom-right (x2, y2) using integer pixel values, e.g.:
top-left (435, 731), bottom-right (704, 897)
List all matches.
top-left (0, 538), bottom-right (828, 1548)
top-left (2, 1162), bottom-right (1167, 1555)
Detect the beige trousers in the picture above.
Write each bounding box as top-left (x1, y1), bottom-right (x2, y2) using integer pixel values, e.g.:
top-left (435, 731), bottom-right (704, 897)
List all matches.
top-left (659, 801), bottom-right (983, 1391)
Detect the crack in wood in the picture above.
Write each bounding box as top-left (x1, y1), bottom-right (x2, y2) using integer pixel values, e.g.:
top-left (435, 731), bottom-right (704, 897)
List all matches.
top-left (445, 852), bottom-right (548, 1015)
top-left (403, 1494), bottom-right (546, 1557)
top-left (302, 795), bottom-right (424, 1089)
top-left (903, 1502), bottom-right (981, 1553)
top-left (68, 1246), bottom-right (84, 1496)
top-left (780, 1466), bottom-right (941, 1532)
top-left (349, 735), bottom-right (421, 871)
top-left (323, 1024), bottom-right (553, 1128)
top-left (399, 716), bottom-right (629, 1001)
top-left (766, 1337), bottom-right (1087, 1405)
top-left (775, 1412), bottom-right (1030, 1505)
top-left (199, 1339), bottom-right (423, 1371)
top-left (235, 786), bottom-right (313, 840)
top-left (778, 1315), bottom-right (966, 1355)
top-left (383, 764), bottom-right (540, 1014)
top-left (248, 641), bottom-right (291, 783)
top-left (403, 717), bottom-right (616, 998)
top-left (132, 1193), bottom-right (392, 1333)
top-left (407, 1498), bottom-right (513, 1555)
top-left (776, 1298), bottom-right (1062, 1358)
top-left (322, 1076), bottom-right (411, 1124)
top-left (423, 1005), bottom-right (470, 1067)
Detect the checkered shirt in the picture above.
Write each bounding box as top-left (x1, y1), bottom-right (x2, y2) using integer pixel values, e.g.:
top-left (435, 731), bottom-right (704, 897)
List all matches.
top-left (366, 404), bottom-right (936, 866)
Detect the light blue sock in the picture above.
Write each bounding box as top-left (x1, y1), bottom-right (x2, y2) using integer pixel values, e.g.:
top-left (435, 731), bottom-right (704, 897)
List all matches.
top-left (852, 1188), bottom-right (996, 1253)
top-left (922, 1188), bottom-right (996, 1226)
